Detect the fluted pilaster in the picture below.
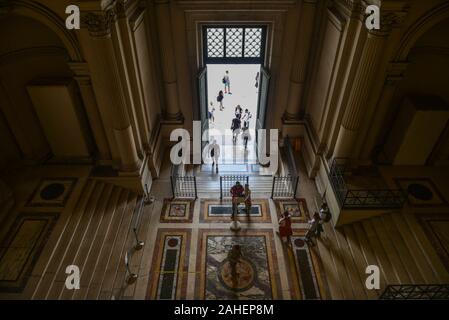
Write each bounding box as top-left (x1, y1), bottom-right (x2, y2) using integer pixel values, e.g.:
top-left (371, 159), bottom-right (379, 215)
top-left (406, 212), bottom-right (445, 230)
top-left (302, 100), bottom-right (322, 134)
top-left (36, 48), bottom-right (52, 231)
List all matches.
top-left (80, 3), bottom-right (141, 171)
top-left (283, 0), bottom-right (318, 121)
top-left (154, 0), bottom-right (183, 121)
top-left (334, 3), bottom-right (408, 158)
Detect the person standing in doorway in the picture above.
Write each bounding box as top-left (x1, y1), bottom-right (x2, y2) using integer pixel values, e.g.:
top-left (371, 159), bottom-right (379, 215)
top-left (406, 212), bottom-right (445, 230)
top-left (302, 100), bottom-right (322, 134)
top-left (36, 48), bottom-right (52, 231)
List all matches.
top-left (223, 70), bottom-right (231, 94)
top-left (217, 90), bottom-right (224, 111)
top-left (209, 139), bottom-right (220, 173)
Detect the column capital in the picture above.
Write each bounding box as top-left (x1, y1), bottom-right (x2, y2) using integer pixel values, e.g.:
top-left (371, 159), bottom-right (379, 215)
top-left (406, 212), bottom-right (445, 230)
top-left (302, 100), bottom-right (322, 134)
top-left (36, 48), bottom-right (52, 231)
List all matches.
top-left (81, 6), bottom-right (117, 38)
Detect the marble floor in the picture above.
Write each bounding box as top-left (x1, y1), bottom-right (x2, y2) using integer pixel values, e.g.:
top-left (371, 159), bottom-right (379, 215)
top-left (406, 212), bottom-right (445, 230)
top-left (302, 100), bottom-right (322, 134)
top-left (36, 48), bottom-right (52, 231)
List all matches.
top-left (1, 153), bottom-right (448, 300)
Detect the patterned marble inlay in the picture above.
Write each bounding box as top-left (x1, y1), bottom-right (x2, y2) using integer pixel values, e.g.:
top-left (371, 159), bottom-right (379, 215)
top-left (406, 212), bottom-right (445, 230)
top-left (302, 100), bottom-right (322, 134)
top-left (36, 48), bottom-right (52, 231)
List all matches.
top-left (0, 212), bottom-right (59, 293)
top-left (200, 199), bottom-right (271, 223)
top-left (275, 198), bottom-right (310, 223)
top-left (160, 199), bottom-right (194, 223)
top-left (284, 230), bottom-right (326, 300)
top-left (147, 230), bottom-right (191, 299)
top-left (26, 178), bottom-right (77, 207)
top-left (196, 230), bottom-right (280, 300)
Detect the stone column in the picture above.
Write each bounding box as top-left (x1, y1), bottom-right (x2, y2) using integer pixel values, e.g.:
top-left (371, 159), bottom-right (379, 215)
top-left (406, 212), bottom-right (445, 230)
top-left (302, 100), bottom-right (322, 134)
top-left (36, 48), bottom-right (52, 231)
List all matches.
top-left (154, 0), bottom-right (183, 121)
top-left (115, 3), bottom-right (150, 149)
top-left (360, 63), bottom-right (407, 159)
top-left (283, 0), bottom-right (318, 121)
top-left (69, 62), bottom-right (111, 161)
top-left (82, 5), bottom-right (141, 172)
top-left (333, 7), bottom-right (406, 158)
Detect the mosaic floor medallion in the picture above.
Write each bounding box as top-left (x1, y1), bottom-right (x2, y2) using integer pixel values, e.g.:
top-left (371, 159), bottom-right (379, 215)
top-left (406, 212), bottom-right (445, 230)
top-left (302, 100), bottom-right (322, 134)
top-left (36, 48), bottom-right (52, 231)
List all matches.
top-left (147, 229), bottom-right (191, 299)
top-left (160, 199), bottom-right (194, 223)
top-left (395, 178), bottom-right (447, 207)
top-left (26, 178), bottom-right (77, 207)
top-left (196, 229), bottom-right (280, 300)
top-left (275, 199), bottom-right (310, 223)
top-left (200, 199), bottom-right (271, 223)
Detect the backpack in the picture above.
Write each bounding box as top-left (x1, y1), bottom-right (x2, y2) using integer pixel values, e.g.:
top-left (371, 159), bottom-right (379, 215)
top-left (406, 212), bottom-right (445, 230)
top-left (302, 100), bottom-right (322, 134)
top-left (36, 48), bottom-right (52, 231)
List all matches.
top-left (222, 77), bottom-right (226, 84)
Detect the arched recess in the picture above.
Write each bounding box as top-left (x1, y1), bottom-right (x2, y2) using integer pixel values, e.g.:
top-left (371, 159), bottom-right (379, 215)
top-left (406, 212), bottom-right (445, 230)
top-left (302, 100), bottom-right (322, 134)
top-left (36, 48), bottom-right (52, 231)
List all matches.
top-left (394, 1), bottom-right (449, 62)
top-left (3, 0), bottom-right (83, 62)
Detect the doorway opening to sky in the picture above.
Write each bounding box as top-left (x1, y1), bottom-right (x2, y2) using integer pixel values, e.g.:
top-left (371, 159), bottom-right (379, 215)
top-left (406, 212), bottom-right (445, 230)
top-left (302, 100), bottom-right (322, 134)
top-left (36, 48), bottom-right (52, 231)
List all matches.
top-left (207, 64), bottom-right (260, 164)
top-left (200, 26), bottom-right (268, 167)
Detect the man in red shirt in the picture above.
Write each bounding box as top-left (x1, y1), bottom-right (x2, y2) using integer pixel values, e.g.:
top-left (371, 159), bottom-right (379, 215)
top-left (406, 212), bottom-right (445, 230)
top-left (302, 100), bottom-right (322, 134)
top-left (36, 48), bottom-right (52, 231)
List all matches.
top-left (230, 181), bottom-right (244, 219)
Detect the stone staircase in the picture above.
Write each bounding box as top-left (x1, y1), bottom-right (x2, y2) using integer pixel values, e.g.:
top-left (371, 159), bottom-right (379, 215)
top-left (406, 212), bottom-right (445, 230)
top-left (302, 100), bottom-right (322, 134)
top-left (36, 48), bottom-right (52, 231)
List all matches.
top-left (29, 180), bottom-right (150, 300)
top-left (318, 210), bottom-right (449, 299)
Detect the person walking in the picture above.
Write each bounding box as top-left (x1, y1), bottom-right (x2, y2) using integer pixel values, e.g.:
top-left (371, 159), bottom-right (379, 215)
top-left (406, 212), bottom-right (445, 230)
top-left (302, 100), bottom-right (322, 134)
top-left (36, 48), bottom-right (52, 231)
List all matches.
top-left (209, 140), bottom-right (220, 173)
top-left (217, 90), bottom-right (224, 111)
top-left (241, 127), bottom-right (251, 149)
top-left (231, 116), bottom-right (241, 144)
top-left (209, 102), bottom-right (215, 123)
top-left (305, 212), bottom-right (321, 246)
top-left (278, 210), bottom-right (293, 245)
top-left (243, 184), bottom-right (252, 215)
top-left (223, 70), bottom-right (231, 94)
top-left (235, 105), bottom-right (243, 118)
top-left (242, 109), bottom-right (252, 129)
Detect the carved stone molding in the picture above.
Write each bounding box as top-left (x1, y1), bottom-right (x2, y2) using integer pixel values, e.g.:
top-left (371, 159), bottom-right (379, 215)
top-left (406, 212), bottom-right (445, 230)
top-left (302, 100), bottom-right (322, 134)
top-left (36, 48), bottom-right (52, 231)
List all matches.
top-left (82, 8), bottom-right (117, 38)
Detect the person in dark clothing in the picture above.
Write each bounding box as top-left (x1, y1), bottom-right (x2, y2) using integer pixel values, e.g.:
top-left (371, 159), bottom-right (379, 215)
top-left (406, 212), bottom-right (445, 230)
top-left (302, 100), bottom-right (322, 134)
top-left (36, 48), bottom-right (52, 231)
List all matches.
top-left (217, 90), bottom-right (224, 110)
top-left (231, 117), bottom-right (241, 144)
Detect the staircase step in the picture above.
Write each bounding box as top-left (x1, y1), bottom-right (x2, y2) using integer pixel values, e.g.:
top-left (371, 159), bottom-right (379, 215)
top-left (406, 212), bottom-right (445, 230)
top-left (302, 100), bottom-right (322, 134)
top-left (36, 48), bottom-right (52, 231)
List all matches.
top-left (32, 179), bottom-right (97, 299)
top-left (98, 193), bottom-right (137, 299)
top-left (70, 186), bottom-right (122, 300)
top-left (85, 189), bottom-right (130, 299)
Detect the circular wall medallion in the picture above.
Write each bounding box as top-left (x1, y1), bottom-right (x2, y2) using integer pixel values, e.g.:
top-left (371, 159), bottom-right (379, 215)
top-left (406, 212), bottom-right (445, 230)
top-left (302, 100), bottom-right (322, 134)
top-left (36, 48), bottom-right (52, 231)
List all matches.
top-left (407, 183), bottom-right (433, 201)
top-left (218, 258), bottom-right (256, 292)
top-left (40, 183), bottom-right (65, 200)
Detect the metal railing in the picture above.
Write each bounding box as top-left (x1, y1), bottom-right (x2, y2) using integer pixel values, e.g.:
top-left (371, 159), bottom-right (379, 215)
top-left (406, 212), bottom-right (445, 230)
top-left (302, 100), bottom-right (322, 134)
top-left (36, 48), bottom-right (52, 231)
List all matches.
top-left (380, 284), bottom-right (449, 300)
top-left (284, 136), bottom-right (298, 177)
top-left (170, 175), bottom-right (197, 199)
top-left (329, 158), bottom-right (407, 209)
top-left (220, 175), bottom-right (249, 200)
top-left (271, 176), bottom-right (299, 199)
top-left (124, 184), bottom-right (154, 285)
